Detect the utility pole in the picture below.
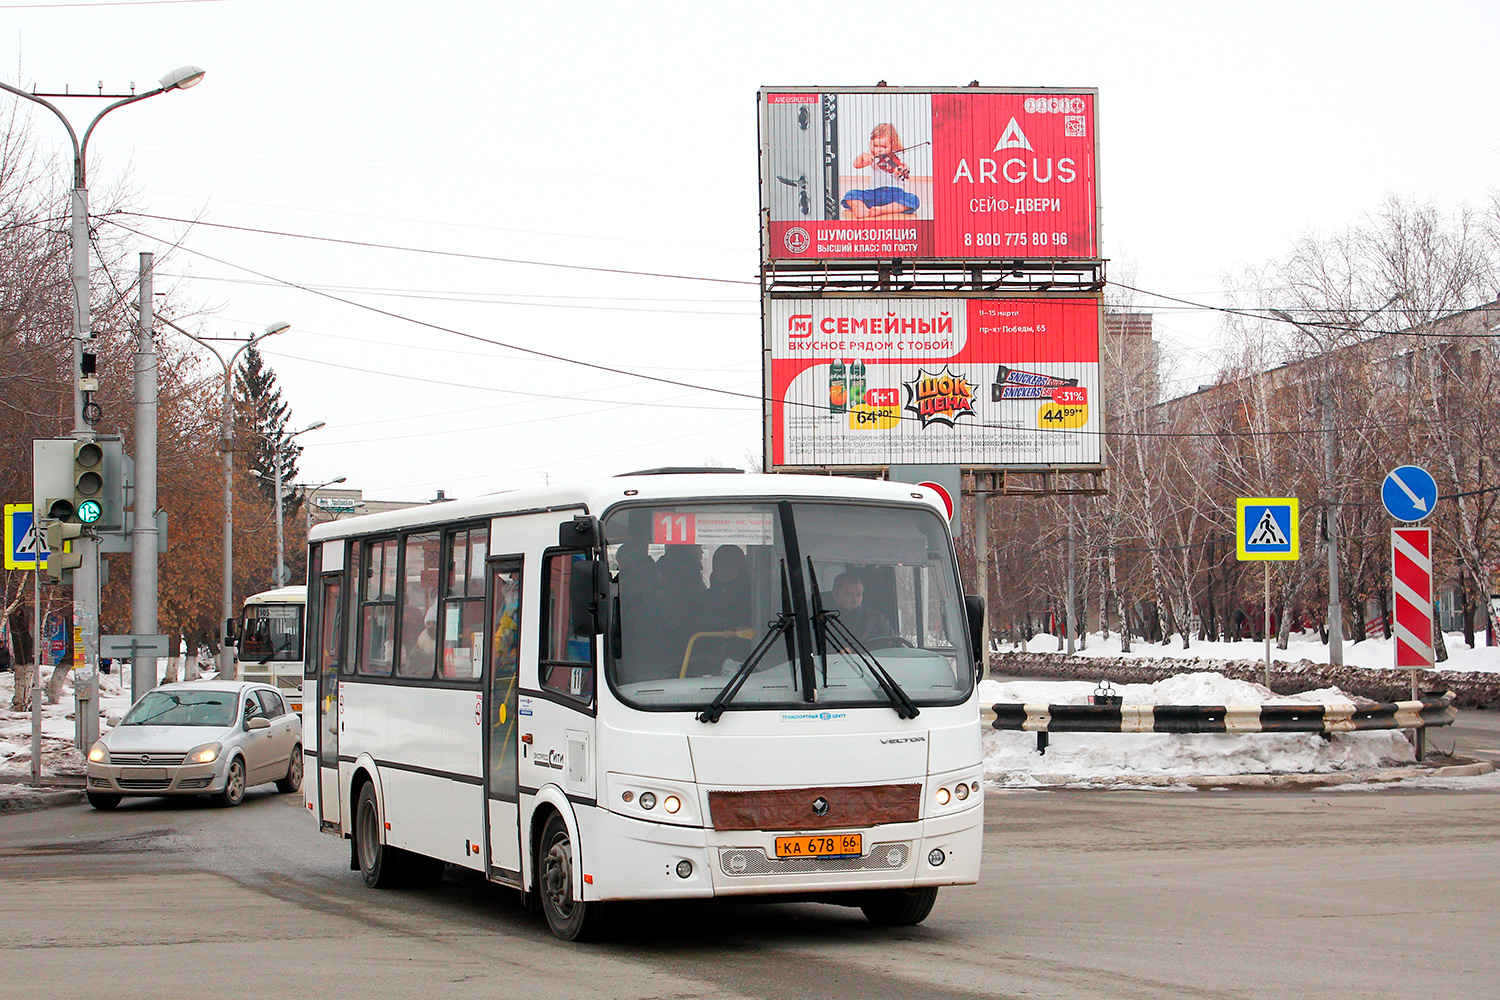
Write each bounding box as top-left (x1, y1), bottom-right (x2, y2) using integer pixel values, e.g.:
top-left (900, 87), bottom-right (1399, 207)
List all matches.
top-left (1065, 497), bottom-right (1077, 655)
top-left (133, 254), bottom-right (160, 703)
top-left (1320, 385), bottom-right (1343, 667)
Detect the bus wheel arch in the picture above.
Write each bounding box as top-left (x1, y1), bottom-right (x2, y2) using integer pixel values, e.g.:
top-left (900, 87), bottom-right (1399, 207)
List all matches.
top-left (532, 803), bottom-right (605, 941)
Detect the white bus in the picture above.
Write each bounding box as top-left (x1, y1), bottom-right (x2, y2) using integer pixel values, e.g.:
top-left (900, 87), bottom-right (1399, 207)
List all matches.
top-left (236, 585), bottom-right (307, 712)
top-left (302, 472), bottom-right (985, 940)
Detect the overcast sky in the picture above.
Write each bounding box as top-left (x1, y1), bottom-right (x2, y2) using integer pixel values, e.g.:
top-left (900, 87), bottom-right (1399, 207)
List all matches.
top-left (5, 1), bottom-right (1497, 500)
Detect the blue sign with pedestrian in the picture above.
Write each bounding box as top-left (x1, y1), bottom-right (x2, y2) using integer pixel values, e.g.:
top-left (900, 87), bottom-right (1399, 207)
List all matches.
top-left (4, 503), bottom-right (48, 570)
top-left (1236, 497), bottom-right (1300, 561)
top-left (1381, 466), bottom-right (1438, 523)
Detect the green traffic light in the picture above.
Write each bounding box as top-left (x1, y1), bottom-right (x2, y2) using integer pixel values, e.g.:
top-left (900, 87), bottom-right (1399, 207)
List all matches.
top-left (77, 499), bottom-right (102, 525)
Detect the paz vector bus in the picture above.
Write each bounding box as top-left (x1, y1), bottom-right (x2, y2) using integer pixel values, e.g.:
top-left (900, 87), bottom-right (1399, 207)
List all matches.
top-left (235, 585), bottom-right (307, 712)
top-left (300, 471), bottom-right (984, 940)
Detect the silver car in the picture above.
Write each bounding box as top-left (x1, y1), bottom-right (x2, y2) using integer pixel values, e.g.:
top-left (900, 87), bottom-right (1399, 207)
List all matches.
top-left (85, 681), bottom-right (303, 809)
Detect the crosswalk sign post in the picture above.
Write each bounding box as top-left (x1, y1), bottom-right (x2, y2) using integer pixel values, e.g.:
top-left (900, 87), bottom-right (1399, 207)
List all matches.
top-left (1236, 497), bottom-right (1300, 687)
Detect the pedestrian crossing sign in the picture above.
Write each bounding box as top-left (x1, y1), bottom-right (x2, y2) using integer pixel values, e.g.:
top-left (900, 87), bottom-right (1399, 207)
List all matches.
top-left (1236, 497), bottom-right (1299, 561)
top-left (5, 503), bottom-right (49, 570)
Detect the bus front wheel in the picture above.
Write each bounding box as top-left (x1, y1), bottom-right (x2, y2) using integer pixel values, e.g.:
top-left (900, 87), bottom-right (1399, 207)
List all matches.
top-left (860, 886), bottom-right (939, 926)
top-left (537, 812), bottom-right (605, 941)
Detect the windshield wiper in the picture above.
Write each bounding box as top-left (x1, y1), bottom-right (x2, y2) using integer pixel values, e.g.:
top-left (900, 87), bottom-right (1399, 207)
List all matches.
top-left (821, 614), bottom-right (920, 720)
top-left (699, 562), bottom-right (796, 724)
top-left (697, 611), bottom-right (794, 724)
top-left (805, 559), bottom-right (830, 684)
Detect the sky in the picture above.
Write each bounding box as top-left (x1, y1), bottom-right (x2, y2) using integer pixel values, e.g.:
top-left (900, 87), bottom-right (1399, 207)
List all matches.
top-left (4, 1), bottom-right (1498, 501)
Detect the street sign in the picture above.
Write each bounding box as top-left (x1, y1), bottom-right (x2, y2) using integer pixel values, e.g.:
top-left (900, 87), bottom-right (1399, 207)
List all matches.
top-left (99, 634), bottom-right (171, 659)
top-left (1391, 527), bottom-right (1434, 669)
top-left (1235, 497), bottom-right (1299, 561)
top-left (888, 464), bottom-right (962, 535)
top-left (4, 504), bottom-right (48, 570)
top-left (1382, 466), bottom-right (1438, 523)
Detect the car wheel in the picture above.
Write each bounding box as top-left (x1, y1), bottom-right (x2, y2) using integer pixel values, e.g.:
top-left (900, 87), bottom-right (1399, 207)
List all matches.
top-left (218, 757), bottom-right (246, 807)
top-left (86, 791), bottom-right (121, 810)
top-left (537, 812), bottom-right (606, 941)
top-left (355, 782), bottom-right (405, 888)
top-left (276, 745), bottom-right (304, 794)
top-left (859, 886), bottom-right (939, 926)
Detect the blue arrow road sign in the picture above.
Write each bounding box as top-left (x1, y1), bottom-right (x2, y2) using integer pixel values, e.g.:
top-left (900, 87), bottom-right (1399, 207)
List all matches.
top-left (1382, 466), bottom-right (1438, 522)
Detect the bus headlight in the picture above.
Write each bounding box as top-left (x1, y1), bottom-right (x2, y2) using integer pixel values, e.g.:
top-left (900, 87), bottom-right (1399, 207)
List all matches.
top-left (187, 743), bottom-right (221, 765)
top-left (934, 787), bottom-right (951, 806)
top-left (88, 742), bottom-right (109, 764)
top-left (663, 795), bottom-right (681, 814)
top-left (955, 782), bottom-right (969, 801)
top-left (638, 792), bottom-right (656, 810)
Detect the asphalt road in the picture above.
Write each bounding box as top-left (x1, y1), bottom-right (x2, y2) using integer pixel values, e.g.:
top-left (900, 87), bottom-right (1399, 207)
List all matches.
top-left (2, 778), bottom-right (1497, 1000)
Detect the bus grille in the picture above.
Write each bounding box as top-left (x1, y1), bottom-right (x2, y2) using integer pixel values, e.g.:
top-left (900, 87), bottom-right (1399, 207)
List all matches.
top-left (717, 842), bottom-right (910, 877)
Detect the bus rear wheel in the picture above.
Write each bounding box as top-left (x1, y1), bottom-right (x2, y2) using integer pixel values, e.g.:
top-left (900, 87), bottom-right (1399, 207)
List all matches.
top-left (537, 813), bottom-right (605, 941)
top-left (355, 782), bottom-right (403, 889)
top-left (860, 886), bottom-right (939, 926)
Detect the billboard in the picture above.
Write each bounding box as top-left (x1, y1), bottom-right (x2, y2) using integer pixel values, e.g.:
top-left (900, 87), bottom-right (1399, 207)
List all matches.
top-left (760, 87), bottom-right (1098, 262)
top-left (765, 297), bottom-right (1101, 469)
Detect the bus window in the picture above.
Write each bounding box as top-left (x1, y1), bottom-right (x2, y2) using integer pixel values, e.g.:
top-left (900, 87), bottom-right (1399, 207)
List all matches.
top-left (541, 553), bottom-right (593, 702)
top-left (358, 538), bottom-right (398, 677)
top-left (440, 526), bottom-right (488, 680)
top-left (398, 532), bottom-right (441, 679)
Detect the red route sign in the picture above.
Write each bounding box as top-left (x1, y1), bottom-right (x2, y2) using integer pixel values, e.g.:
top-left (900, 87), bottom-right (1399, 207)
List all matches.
top-left (1391, 527), bottom-right (1434, 669)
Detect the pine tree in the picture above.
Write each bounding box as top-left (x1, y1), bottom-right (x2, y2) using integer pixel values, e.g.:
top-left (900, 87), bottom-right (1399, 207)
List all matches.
top-left (234, 344), bottom-right (303, 516)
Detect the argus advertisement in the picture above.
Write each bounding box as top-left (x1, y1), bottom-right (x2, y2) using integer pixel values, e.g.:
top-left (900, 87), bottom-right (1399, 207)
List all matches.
top-left (760, 87), bottom-right (1098, 262)
top-left (765, 297), bottom-right (1101, 469)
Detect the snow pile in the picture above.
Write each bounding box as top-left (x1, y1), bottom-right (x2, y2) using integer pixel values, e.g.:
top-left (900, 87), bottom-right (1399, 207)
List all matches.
top-left (979, 672), bottom-right (1417, 787)
top-left (0, 668), bottom-right (135, 775)
top-left (1011, 629), bottom-right (1500, 674)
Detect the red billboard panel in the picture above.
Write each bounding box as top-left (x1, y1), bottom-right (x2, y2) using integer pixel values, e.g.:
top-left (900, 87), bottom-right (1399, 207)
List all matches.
top-left (766, 297), bottom-right (1101, 469)
top-left (761, 88), bottom-right (1099, 262)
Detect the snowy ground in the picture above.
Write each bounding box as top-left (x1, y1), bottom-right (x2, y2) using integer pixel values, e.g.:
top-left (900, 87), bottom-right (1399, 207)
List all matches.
top-left (0, 667), bottom-right (137, 778)
top-left (1008, 628), bottom-right (1500, 673)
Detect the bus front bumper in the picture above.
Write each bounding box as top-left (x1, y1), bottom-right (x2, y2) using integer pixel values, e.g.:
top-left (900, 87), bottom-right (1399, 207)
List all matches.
top-left (584, 802), bottom-right (982, 902)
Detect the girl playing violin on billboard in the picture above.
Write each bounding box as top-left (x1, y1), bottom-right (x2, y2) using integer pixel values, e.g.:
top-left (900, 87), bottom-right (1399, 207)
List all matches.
top-left (841, 123), bottom-right (921, 219)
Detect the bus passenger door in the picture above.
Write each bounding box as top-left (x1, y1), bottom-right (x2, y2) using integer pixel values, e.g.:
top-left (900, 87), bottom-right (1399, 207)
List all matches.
top-left (484, 559), bottom-right (523, 883)
top-left (315, 574), bottom-right (343, 828)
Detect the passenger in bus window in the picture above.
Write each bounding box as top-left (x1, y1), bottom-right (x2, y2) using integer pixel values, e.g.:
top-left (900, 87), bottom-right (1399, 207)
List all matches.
top-left (399, 605), bottom-right (437, 677)
top-left (830, 571), bottom-right (894, 642)
top-left (705, 545), bottom-right (753, 630)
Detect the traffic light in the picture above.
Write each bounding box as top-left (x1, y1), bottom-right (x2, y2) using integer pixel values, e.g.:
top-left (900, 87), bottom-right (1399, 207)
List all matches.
top-left (71, 441), bottom-right (104, 526)
top-left (43, 521), bottom-right (82, 583)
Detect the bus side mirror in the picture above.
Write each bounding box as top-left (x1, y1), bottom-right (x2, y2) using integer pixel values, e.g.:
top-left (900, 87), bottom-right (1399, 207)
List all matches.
top-left (964, 595), bottom-right (985, 671)
top-left (559, 515), bottom-right (601, 551)
top-left (569, 558), bottom-right (606, 635)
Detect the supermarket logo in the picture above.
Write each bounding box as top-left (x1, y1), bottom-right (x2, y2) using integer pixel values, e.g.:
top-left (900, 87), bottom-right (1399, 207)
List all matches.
top-left (787, 314), bottom-right (813, 338)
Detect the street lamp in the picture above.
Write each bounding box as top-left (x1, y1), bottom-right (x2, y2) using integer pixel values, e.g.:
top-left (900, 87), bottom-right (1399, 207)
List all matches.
top-left (250, 422), bottom-right (328, 588)
top-left (2, 65), bottom-right (204, 754)
top-left (154, 314), bottom-right (289, 676)
top-left (1271, 293), bottom-right (1406, 668)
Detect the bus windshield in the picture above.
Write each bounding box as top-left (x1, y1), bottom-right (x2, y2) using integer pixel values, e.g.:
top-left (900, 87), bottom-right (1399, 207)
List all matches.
top-left (239, 602), bottom-right (304, 663)
top-left (603, 500), bottom-right (972, 714)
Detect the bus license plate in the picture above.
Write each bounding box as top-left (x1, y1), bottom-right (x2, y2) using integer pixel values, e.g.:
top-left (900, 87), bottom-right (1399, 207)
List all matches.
top-left (774, 834), bottom-right (862, 858)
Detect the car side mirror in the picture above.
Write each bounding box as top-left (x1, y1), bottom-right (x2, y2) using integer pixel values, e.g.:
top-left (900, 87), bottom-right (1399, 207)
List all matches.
top-left (105, 712), bottom-right (122, 727)
top-left (247, 717), bottom-right (271, 731)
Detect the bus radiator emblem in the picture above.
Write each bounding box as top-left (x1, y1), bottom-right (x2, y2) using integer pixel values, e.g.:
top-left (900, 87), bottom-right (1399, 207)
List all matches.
top-left (812, 797), bottom-right (829, 816)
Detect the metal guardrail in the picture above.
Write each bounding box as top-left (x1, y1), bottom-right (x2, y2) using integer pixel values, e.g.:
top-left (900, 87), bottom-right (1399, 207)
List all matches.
top-left (991, 691), bottom-right (1456, 754)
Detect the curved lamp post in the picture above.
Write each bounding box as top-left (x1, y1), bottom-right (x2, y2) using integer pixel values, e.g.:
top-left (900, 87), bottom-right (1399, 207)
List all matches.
top-left (3, 66), bottom-right (203, 760)
top-left (249, 423), bottom-right (329, 588)
top-left (155, 315), bottom-right (289, 676)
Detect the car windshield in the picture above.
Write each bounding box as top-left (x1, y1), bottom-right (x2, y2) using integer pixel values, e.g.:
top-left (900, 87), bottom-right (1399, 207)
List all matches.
top-left (604, 500), bottom-right (971, 713)
top-left (121, 690), bottom-right (237, 727)
top-left (239, 603), bottom-right (303, 663)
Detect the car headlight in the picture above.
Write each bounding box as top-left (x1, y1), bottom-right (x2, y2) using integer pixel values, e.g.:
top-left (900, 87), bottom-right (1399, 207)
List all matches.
top-left (87, 741), bottom-right (109, 764)
top-left (186, 743), bottom-right (222, 765)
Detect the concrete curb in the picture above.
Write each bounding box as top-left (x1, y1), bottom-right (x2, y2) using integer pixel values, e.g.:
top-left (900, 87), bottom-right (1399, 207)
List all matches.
top-left (0, 787), bottom-right (86, 813)
top-left (989, 760), bottom-right (1495, 791)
